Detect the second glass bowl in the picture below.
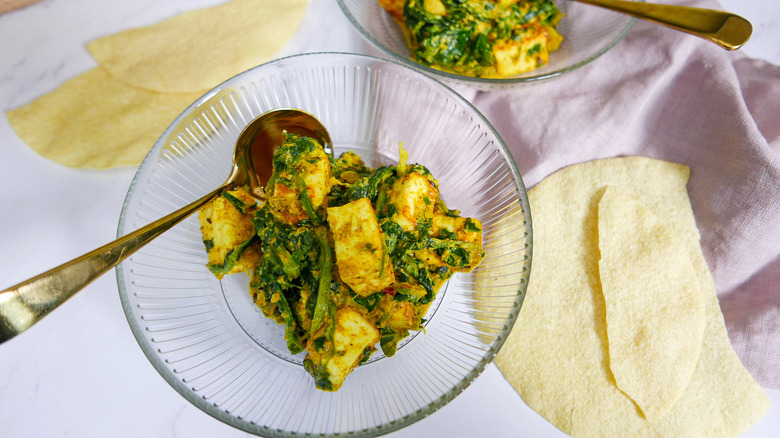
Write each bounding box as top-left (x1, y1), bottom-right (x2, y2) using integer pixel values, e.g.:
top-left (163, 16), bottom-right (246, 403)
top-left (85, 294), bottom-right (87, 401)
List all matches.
top-left (338, 0), bottom-right (638, 90)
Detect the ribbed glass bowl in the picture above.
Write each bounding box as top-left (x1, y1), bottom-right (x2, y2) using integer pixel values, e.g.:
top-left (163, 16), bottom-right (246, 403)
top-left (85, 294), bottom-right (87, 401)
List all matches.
top-left (116, 52), bottom-right (532, 437)
top-left (337, 0), bottom-right (638, 90)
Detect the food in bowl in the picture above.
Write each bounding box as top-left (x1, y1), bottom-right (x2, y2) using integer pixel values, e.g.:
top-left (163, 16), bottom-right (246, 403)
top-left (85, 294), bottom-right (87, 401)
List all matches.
top-left (198, 133), bottom-right (485, 391)
top-left (379, 0), bottom-right (564, 78)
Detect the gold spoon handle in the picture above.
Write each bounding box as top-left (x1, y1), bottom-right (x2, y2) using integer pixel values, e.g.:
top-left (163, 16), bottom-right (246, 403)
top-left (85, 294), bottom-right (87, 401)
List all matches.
top-left (572, 0), bottom-right (752, 50)
top-left (0, 187), bottom-right (221, 344)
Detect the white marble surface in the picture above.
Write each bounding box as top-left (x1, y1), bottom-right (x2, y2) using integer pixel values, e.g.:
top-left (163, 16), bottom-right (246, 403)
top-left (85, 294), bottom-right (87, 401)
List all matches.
top-left (0, 0), bottom-right (778, 437)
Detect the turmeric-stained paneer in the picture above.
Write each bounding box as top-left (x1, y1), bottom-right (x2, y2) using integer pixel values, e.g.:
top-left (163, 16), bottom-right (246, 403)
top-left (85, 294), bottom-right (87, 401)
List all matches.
top-left (422, 0), bottom-right (447, 15)
top-left (433, 214), bottom-right (482, 245)
top-left (327, 198), bottom-right (395, 296)
top-left (493, 24), bottom-right (558, 77)
top-left (304, 306), bottom-right (380, 391)
top-left (429, 209), bottom-right (485, 272)
top-left (384, 300), bottom-right (422, 332)
top-left (267, 134), bottom-right (332, 225)
top-left (198, 187), bottom-right (261, 279)
top-left (387, 171), bottom-right (439, 232)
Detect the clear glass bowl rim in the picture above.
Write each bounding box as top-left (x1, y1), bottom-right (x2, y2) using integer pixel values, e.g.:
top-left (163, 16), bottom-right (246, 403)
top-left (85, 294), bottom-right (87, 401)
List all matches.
top-left (115, 51), bottom-right (533, 437)
top-left (336, 0), bottom-right (638, 85)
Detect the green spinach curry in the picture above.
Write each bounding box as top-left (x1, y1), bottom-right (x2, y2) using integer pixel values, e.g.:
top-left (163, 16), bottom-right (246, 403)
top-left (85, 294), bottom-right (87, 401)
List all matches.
top-left (379, 0), bottom-right (563, 78)
top-left (198, 133), bottom-right (484, 391)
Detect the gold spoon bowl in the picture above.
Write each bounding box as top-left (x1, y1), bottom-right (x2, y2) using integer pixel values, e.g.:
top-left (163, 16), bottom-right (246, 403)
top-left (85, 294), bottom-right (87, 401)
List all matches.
top-left (0, 108), bottom-right (332, 344)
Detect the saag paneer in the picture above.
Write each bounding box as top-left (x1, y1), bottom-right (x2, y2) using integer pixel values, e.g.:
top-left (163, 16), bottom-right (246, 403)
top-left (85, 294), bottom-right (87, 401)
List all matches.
top-left (198, 133), bottom-right (484, 391)
top-left (379, 0), bottom-right (564, 78)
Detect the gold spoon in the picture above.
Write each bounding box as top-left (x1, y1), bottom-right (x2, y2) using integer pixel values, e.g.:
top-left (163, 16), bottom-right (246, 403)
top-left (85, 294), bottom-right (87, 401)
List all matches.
top-left (572, 0), bottom-right (752, 50)
top-left (0, 108), bottom-right (332, 344)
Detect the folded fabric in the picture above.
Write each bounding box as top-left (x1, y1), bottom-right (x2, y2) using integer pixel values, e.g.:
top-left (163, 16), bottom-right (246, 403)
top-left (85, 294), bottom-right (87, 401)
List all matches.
top-left (472, 0), bottom-right (780, 389)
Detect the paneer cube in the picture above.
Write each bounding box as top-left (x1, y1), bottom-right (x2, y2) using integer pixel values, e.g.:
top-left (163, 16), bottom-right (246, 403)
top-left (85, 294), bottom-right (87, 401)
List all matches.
top-left (387, 171), bottom-right (439, 232)
top-left (268, 144), bottom-right (332, 225)
top-left (423, 0), bottom-right (447, 15)
top-left (198, 187), bottom-right (261, 279)
top-left (384, 300), bottom-right (422, 332)
top-left (433, 214), bottom-right (483, 247)
top-left (429, 209), bottom-right (485, 272)
top-left (304, 306), bottom-right (380, 391)
top-left (492, 24), bottom-right (553, 77)
top-left (327, 198), bottom-right (395, 297)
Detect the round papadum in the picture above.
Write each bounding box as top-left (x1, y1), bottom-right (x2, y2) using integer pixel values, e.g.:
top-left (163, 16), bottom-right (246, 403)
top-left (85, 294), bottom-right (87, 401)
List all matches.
top-left (87, 0), bottom-right (308, 93)
top-left (493, 157), bottom-right (769, 437)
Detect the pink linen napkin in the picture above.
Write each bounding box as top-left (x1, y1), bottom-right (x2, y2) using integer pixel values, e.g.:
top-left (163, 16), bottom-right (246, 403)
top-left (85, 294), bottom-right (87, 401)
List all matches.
top-left (471, 0), bottom-right (780, 389)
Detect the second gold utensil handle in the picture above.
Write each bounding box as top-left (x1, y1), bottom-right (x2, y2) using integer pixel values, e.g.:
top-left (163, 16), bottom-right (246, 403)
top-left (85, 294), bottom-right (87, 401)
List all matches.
top-left (572, 0), bottom-right (752, 50)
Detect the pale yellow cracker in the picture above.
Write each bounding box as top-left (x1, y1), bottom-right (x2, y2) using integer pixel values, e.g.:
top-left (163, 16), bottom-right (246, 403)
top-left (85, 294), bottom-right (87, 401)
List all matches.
top-left (597, 185), bottom-right (705, 422)
top-left (494, 157), bottom-right (770, 437)
top-left (87, 0), bottom-right (308, 93)
top-left (6, 67), bottom-right (202, 169)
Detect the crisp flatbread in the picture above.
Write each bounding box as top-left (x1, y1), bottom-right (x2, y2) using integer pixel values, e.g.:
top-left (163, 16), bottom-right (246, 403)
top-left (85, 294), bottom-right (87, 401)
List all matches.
top-left (6, 67), bottom-right (202, 169)
top-left (87, 0), bottom-right (308, 93)
top-left (494, 157), bottom-right (769, 437)
top-left (598, 185), bottom-right (705, 422)
top-left (8, 0), bottom-right (307, 168)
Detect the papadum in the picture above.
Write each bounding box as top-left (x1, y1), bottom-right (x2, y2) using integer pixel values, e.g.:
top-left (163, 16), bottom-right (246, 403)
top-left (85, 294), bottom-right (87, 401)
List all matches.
top-left (494, 157), bottom-right (769, 437)
top-left (6, 67), bottom-right (202, 169)
top-left (87, 0), bottom-right (308, 93)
